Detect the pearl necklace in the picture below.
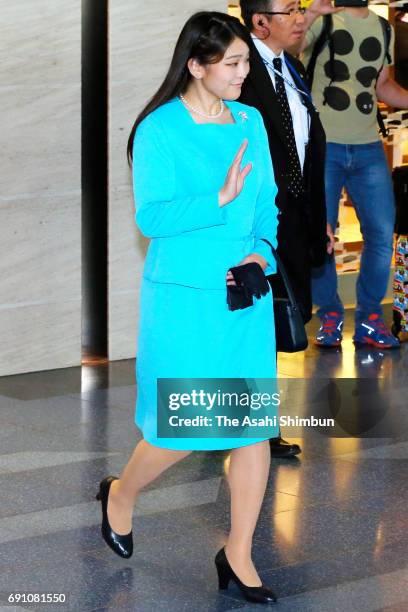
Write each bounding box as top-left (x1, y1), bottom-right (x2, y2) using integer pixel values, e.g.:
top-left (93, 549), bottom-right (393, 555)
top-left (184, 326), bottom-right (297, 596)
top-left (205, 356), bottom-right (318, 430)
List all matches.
top-left (180, 93), bottom-right (224, 119)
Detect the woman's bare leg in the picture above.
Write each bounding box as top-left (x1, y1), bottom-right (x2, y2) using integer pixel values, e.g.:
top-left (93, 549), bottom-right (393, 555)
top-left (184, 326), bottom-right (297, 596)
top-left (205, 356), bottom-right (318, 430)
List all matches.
top-left (107, 440), bottom-right (191, 534)
top-left (225, 440), bottom-right (271, 586)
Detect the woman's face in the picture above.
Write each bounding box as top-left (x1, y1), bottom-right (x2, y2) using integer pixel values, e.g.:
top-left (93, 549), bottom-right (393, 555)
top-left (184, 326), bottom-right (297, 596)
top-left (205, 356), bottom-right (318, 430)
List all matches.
top-left (194, 37), bottom-right (250, 100)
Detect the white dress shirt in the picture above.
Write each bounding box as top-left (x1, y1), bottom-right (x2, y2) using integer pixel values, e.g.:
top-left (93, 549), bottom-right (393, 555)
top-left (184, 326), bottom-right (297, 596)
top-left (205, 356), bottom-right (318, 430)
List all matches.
top-left (252, 37), bottom-right (310, 171)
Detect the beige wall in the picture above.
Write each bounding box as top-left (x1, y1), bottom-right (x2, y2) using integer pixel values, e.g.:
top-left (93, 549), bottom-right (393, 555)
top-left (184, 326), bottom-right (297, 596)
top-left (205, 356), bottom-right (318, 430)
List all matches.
top-left (108, 1), bottom-right (226, 361)
top-left (0, 1), bottom-right (229, 374)
top-left (0, 1), bottom-right (81, 375)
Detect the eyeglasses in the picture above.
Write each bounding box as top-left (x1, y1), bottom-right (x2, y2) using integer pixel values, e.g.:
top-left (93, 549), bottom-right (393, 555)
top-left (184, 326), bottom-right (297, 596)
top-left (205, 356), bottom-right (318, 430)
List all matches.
top-left (261, 8), bottom-right (306, 17)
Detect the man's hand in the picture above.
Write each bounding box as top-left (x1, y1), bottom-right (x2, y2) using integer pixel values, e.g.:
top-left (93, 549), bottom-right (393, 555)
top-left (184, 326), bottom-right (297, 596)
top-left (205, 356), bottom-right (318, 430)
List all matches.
top-left (326, 223), bottom-right (335, 255)
top-left (307, 0), bottom-right (344, 17)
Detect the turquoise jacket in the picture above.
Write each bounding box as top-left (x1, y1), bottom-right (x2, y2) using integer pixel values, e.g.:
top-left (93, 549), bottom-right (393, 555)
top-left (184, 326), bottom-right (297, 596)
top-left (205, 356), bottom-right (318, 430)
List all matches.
top-left (132, 97), bottom-right (278, 289)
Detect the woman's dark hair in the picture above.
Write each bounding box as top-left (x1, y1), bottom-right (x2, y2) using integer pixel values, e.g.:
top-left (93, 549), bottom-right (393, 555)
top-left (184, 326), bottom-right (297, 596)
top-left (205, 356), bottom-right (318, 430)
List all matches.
top-left (127, 11), bottom-right (251, 163)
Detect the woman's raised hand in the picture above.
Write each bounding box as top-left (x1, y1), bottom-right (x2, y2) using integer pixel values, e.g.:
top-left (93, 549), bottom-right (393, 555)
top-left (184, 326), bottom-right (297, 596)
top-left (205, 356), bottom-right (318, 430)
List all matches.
top-left (219, 139), bottom-right (252, 207)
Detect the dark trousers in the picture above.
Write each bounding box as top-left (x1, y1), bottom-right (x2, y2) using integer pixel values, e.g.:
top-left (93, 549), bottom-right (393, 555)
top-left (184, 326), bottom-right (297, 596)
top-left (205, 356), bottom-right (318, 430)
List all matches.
top-left (269, 192), bottom-right (313, 324)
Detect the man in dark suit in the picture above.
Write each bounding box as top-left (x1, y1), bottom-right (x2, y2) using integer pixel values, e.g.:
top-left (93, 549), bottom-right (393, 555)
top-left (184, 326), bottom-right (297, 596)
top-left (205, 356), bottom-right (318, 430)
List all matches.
top-left (239, 0), bottom-right (333, 457)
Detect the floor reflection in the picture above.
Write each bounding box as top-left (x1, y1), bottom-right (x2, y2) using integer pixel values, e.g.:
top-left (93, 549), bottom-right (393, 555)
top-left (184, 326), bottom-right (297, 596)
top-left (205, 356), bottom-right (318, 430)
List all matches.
top-left (0, 306), bottom-right (407, 609)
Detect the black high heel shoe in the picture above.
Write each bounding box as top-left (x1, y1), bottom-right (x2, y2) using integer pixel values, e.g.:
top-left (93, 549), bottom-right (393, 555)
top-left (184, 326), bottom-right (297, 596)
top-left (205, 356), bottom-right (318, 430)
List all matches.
top-left (96, 476), bottom-right (133, 559)
top-left (214, 547), bottom-right (277, 604)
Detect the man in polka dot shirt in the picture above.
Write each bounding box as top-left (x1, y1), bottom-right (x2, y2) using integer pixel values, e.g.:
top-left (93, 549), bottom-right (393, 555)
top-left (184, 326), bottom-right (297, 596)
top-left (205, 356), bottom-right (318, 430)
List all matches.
top-left (297, 0), bottom-right (408, 349)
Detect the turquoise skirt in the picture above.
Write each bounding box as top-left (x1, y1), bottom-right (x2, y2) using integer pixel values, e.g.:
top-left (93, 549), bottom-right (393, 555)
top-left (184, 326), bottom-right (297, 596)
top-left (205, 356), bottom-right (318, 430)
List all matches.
top-left (135, 278), bottom-right (278, 450)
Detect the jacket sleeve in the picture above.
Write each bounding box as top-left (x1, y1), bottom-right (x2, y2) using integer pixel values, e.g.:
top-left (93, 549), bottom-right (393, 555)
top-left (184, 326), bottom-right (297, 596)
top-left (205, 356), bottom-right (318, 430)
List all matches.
top-left (132, 116), bottom-right (227, 238)
top-left (251, 113), bottom-right (279, 275)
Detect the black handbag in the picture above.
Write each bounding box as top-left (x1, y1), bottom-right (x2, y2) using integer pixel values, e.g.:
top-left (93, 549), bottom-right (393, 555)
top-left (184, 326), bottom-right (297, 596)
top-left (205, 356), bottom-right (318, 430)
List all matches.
top-left (261, 239), bottom-right (308, 353)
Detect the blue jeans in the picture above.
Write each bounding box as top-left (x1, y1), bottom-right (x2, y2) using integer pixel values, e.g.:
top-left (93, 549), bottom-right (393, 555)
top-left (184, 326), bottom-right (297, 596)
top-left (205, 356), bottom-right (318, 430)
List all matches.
top-left (312, 142), bottom-right (395, 326)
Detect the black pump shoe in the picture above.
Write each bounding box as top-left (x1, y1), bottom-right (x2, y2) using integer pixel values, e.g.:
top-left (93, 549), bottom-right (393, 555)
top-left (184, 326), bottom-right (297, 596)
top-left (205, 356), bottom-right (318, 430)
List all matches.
top-left (96, 476), bottom-right (133, 559)
top-left (215, 547), bottom-right (277, 604)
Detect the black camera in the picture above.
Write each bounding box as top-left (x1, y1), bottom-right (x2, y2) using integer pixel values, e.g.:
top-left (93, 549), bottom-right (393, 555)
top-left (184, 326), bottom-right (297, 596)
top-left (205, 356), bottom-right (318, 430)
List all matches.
top-left (334, 0), bottom-right (368, 6)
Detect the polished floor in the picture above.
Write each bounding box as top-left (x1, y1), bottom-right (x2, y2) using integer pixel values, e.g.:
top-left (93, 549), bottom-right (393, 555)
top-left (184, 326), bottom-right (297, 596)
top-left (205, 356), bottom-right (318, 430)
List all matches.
top-left (0, 307), bottom-right (407, 611)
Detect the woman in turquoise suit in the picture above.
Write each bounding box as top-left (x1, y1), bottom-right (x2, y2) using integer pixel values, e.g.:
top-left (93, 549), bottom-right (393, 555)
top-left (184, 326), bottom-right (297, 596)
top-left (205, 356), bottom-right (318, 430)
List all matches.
top-left (97, 12), bottom-right (279, 604)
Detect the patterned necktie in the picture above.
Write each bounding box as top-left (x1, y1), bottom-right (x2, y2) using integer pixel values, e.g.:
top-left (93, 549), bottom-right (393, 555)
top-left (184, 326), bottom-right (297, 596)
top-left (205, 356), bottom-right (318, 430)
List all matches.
top-left (272, 57), bottom-right (304, 198)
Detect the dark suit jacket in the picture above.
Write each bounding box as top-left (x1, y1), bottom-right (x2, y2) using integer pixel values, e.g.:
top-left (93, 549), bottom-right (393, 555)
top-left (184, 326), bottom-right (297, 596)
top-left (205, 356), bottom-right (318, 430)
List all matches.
top-left (239, 43), bottom-right (327, 322)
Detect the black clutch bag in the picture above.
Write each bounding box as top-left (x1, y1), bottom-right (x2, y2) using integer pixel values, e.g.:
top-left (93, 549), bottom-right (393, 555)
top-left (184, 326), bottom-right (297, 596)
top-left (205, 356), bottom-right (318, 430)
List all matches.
top-left (226, 262), bottom-right (270, 311)
top-left (261, 239), bottom-right (308, 353)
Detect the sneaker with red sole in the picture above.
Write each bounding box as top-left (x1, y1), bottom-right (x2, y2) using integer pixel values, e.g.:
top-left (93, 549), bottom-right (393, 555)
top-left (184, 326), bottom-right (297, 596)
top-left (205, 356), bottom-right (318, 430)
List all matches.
top-left (353, 314), bottom-right (400, 349)
top-left (315, 312), bottom-right (344, 347)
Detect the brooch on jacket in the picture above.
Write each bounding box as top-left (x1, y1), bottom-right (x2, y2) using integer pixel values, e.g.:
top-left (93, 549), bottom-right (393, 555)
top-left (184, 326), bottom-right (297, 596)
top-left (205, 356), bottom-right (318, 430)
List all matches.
top-left (238, 111), bottom-right (248, 122)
